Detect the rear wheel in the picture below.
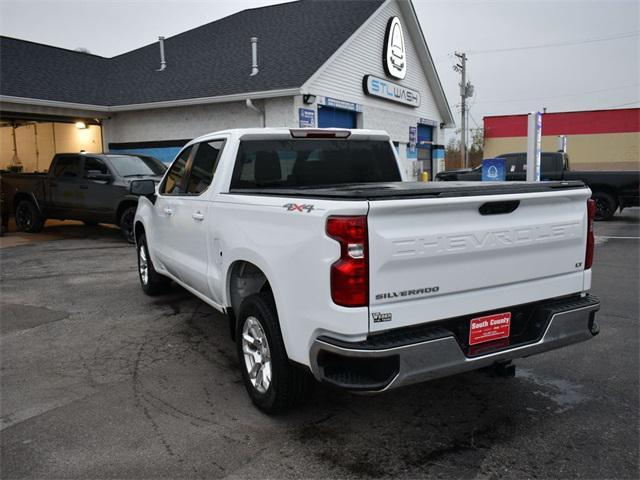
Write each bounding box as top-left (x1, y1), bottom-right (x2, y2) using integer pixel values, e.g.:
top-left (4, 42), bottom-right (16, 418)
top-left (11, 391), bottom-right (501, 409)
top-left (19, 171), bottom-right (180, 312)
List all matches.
top-left (592, 191), bottom-right (617, 221)
top-left (119, 206), bottom-right (136, 243)
top-left (137, 233), bottom-right (171, 295)
top-left (236, 292), bottom-right (314, 414)
top-left (15, 200), bottom-right (45, 233)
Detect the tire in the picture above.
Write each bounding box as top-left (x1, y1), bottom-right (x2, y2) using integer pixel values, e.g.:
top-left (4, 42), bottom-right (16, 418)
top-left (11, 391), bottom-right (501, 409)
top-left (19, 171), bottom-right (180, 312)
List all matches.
top-left (137, 233), bottom-right (171, 295)
top-left (592, 191), bottom-right (617, 221)
top-left (119, 206), bottom-right (136, 243)
top-left (236, 292), bottom-right (314, 414)
top-left (15, 200), bottom-right (45, 233)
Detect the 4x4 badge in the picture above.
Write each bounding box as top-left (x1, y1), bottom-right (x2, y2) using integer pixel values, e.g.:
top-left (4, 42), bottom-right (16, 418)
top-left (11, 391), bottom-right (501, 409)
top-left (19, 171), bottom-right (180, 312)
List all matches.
top-left (283, 203), bottom-right (314, 213)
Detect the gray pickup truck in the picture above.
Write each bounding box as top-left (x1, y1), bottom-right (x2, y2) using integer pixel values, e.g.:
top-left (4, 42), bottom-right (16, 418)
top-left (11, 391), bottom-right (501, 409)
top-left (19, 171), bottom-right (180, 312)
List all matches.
top-left (1, 153), bottom-right (166, 242)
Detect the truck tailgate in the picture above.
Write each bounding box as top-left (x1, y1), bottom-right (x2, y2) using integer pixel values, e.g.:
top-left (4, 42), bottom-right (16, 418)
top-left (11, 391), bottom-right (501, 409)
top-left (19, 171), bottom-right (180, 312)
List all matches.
top-left (367, 187), bottom-right (591, 332)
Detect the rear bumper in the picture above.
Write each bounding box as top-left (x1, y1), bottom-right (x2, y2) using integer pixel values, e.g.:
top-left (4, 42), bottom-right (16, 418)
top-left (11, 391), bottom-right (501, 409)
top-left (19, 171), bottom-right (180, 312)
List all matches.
top-left (310, 295), bottom-right (600, 392)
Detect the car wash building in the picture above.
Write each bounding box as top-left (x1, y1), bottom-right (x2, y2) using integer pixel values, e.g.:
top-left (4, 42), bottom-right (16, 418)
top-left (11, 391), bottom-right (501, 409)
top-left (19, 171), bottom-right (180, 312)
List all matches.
top-left (0, 0), bottom-right (454, 180)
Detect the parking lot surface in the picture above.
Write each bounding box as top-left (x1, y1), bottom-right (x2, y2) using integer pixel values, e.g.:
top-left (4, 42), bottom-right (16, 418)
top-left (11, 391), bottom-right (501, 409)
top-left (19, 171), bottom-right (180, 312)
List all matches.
top-left (1, 211), bottom-right (639, 479)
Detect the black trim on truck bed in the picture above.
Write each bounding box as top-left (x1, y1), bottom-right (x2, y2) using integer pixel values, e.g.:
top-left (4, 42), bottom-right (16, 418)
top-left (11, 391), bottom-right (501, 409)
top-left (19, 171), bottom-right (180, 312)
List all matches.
top-left (228, 180), bottom-right (587, 200)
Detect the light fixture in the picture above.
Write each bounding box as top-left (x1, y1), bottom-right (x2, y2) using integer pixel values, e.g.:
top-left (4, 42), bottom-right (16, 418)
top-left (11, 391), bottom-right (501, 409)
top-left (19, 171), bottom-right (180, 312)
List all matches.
top-left (303, 94), bottom-right (316, 105)
top-left (75, 121), bottom-right (87, 129)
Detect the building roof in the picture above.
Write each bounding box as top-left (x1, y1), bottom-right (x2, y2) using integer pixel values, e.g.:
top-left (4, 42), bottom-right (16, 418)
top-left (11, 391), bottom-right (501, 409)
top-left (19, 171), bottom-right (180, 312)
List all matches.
top-left (0, 0), bottom-right (384, 107)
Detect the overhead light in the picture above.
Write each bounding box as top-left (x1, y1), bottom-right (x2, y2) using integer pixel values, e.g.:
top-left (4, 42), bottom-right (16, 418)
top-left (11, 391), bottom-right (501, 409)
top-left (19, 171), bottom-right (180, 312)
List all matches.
top-left (75, 121), bottom-right (87, 129)
top-left (303, 94), bottom-right (316, 105)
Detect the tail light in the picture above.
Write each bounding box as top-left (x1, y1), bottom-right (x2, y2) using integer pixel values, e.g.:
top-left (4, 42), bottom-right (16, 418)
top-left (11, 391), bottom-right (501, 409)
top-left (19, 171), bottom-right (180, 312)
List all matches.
top-left (290, 129), bottom-right (351, 139)
top-left (326, 216), bottom-right (368, 307)
top-left (585, 199), bottom-right (596, 269)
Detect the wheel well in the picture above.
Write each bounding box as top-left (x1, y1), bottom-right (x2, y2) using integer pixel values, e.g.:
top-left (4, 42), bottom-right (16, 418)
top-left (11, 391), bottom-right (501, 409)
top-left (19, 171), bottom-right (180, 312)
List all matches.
top-left (14, 193), bottom-right (39, 213)
top-left (134, 221), bottom-right (145, 244)
top-left (590, 185), bottom-right (618, 205)
top-left (116, 200), bottom-right (138, 223)
top-left (227, 261), bottom-right (271, 339)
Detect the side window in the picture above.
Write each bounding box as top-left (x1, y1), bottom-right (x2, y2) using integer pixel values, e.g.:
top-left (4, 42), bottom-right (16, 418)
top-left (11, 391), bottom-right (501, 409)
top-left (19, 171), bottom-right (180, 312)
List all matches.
top-left (83, 157), bottom-right (109, 175)
top-left (53, 156), bottom-right (81, 178)
top-left (161, 147), bottom-right (192, 195)
top-left (186, 140), bottom-right (224, 194)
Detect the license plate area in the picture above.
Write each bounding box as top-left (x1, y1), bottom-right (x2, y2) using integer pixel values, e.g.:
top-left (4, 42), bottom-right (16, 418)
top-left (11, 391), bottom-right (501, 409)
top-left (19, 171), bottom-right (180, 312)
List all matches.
top-left (469, 312), bottom-right (511, 346)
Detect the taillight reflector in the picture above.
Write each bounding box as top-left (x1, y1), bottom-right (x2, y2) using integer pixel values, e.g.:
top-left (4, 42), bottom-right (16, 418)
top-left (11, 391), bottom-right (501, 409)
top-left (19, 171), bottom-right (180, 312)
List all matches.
top-left (585, 199), bottom-right (596, 269)
top-left (326, 216), bottom-right (368, 307)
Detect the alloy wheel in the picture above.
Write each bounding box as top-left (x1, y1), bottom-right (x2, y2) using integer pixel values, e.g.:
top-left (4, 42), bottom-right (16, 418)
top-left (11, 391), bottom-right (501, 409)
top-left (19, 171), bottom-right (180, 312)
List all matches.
top-left (242, 316), bottom-right (272, 394)
top-left (138, 245), bottom-right (149, 285)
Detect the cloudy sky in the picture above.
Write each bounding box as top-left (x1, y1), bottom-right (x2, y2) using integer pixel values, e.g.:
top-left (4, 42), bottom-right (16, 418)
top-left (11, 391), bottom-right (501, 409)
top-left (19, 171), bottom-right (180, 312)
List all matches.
top-left (1, 0), bottom-right (638, 136)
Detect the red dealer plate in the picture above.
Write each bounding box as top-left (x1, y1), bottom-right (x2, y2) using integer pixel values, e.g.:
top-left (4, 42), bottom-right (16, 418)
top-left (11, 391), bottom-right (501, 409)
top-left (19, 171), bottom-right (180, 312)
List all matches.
top-left (469, 312), bottom-right (511, 346)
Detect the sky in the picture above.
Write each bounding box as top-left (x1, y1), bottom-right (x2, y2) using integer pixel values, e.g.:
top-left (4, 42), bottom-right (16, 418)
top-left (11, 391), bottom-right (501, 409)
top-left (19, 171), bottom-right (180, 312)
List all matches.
top-left (1, 0), bottom-right (638, 138)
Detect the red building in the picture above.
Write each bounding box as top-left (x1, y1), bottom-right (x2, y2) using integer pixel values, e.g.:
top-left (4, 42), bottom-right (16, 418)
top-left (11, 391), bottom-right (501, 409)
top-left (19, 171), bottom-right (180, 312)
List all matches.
top-left (484, 108), bottom-right (639, 171)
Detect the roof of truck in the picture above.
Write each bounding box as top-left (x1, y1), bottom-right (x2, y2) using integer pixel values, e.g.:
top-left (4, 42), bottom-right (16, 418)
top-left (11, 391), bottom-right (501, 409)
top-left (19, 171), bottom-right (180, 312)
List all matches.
top-left (188, 128), bottom-right (392, 144)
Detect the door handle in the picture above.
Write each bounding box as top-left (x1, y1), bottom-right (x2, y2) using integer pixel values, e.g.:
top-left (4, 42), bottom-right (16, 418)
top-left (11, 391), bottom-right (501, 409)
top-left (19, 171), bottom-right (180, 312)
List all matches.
top-left (192, 211), bottom-right (205, 221)
top-left (164, 208), bottom-right (173, 216)
top-left (80, 185), bottom-right (88, 189)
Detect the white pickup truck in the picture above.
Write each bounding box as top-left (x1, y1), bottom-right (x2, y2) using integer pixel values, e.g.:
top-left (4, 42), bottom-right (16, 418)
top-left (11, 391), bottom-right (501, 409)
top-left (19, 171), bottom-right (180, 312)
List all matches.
top-left (130, 128), bottom-right (600, 413)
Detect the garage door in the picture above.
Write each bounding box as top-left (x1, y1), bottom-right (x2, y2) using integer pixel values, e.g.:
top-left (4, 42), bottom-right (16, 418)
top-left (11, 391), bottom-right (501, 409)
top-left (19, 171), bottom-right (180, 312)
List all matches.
top-left (318, 106), bottom-right (357, 129)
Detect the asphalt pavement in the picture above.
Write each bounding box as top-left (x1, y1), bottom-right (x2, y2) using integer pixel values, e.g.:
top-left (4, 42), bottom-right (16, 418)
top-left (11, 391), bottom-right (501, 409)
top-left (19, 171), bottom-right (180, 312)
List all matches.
top-left (1, 210), bottom-right (638, 479)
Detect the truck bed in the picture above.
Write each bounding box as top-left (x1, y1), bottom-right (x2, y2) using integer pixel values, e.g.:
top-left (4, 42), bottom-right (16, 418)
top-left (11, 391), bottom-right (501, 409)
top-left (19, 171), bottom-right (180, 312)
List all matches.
top-left (229, 180), bottom-right (587, 200)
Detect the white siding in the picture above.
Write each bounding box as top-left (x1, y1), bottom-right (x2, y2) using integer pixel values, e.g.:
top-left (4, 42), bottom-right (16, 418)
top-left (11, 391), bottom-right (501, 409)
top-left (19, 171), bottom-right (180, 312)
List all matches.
top-left (103, 97), bottom-right (294, 144)
top-left (264, 97), bottom-right (297, 127)
top-left (306, 0), bottom-right (444, 143)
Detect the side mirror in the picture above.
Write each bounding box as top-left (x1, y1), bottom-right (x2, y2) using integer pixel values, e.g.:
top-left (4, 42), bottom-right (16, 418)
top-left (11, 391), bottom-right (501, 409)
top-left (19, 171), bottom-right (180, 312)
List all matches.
top-left (130, 179), bottom-right (156, 196)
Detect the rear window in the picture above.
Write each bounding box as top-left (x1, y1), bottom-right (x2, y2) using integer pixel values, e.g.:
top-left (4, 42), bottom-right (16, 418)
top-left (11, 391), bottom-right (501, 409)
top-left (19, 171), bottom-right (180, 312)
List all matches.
top-left (230, 140), bottom-right (401, 189)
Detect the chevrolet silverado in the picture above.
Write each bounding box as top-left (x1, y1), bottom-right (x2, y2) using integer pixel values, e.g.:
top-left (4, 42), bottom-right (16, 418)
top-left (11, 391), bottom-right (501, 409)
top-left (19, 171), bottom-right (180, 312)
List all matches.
top-left (130, 128), bottom-right (600, 413)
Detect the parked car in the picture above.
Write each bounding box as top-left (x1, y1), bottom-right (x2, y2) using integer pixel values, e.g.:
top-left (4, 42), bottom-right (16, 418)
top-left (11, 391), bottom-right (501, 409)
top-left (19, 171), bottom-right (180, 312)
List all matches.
top-left (131, 128), bottom-right (600, 414)
top-left (436, 151), bottom-right (639, 220)
top-left (1, 153), bottom-right (166, 242)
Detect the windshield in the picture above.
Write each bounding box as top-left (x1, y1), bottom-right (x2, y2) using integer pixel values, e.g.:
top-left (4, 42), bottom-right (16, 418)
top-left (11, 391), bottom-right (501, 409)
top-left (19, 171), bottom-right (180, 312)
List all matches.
top-left (230, 139), bottom-right (401, 189)
top-left (108, 155), bottom-right (167, 177)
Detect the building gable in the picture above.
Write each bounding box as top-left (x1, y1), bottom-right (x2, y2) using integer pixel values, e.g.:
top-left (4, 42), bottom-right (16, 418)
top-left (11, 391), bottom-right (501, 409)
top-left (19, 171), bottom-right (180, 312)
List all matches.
top-left (303, 0), bottom-right (453, 128)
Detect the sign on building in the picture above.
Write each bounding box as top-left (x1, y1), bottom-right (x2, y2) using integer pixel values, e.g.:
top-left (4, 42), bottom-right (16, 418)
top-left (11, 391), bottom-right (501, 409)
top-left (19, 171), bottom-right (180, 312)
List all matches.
top-left (363, 75), bottom-right (420, 107)
top-left (298, 108), bottom-right (316, 128)
top-left (383, 17), bottom-right (407, 80)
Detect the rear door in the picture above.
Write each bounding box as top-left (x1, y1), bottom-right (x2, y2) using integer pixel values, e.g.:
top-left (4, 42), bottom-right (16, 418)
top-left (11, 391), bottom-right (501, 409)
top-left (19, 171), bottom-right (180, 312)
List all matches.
top-left (367, 187), bottom-right (591, 332)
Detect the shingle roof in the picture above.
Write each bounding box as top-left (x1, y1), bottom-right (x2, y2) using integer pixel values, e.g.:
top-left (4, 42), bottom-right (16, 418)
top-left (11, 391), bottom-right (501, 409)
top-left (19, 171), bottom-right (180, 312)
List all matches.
top-left (0, 0), bottom-right (384, 107)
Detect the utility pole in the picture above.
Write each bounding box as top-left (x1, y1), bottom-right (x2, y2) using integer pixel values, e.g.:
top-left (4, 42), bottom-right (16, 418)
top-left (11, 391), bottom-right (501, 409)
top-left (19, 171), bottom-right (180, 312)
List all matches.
top-left (454, 52), bottom-right (473, 168)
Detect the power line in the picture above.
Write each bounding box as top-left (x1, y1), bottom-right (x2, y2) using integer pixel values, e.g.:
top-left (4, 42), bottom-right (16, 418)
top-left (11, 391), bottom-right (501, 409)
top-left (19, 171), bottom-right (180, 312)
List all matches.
top-left (467, 30), bottom-right (640, 55)
top-left (606, 100), bottom-right (640, 108)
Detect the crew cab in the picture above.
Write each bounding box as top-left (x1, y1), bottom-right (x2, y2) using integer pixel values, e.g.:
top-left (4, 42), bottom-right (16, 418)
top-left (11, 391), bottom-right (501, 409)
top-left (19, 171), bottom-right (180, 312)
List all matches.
top-left (436, 151), bottom-right (639, 220)
top-left (131, 128), bottom-right (600, 413)
top-left (1, 153), bottom-right (166, 242)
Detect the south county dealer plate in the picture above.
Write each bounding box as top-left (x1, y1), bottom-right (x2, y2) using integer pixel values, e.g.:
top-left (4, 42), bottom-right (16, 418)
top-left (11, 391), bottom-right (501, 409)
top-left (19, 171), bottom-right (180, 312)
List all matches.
top-left (469, 312), bottom-right (511, 346)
